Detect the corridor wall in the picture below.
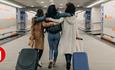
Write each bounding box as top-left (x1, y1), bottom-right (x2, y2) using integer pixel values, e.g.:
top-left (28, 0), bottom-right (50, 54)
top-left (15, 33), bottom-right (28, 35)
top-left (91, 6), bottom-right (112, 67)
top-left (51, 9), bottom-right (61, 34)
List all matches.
top-left (76, 11), bottom-right (85, 29)
top-left (102, 0), bottom-right (115, 37)
top-left (91, 7), bottom-right (101, 30)
top-left (0, 3), bottom-right (16, 29)
top-left (26, 11), bottom-right (36, 29)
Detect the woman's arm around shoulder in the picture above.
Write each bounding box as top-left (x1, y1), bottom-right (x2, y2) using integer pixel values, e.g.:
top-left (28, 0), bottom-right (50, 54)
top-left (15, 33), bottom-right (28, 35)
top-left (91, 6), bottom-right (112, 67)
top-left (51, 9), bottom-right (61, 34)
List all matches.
top-left (46, 18), bottom-right (64, 24)
top-left (42, 21), bottom-right (55, 27)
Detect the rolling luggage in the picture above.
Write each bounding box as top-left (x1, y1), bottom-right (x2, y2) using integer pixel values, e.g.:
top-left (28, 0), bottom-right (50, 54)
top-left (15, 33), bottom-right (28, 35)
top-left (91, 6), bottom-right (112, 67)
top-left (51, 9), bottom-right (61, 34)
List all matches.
top-left (73, 37), bottom-right (89, 70)
top-left (15, 48), bottom-right (38, 70)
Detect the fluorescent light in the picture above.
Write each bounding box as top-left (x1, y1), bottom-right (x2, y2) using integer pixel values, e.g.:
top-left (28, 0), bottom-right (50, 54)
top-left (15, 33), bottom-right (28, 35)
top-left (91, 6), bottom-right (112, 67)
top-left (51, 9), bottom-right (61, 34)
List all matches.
top-left (59, 7), bottom-right (63, 9)
top-left (40, 1), bottom-right (44, 4)
top-left (49, 0), bottom-right (54, 5)
top-left (0, 0), bottom-right (22, 8)
top-left (87, 0), bottom-right (107, 8)
top-left (77, 5), bottom-right (80, 7)
top-left (29, 11), bottom-right (36, 14)
top-left (44, 5), bottom-right (47, 8)
top-left (49, 0), bottom-right (54, 2)
top-left (31, 5), bottom-right (34, 7)
top-left (51, 2), bottom-right (55, 5)
top-left (60, 4), bottom-right (63, 6)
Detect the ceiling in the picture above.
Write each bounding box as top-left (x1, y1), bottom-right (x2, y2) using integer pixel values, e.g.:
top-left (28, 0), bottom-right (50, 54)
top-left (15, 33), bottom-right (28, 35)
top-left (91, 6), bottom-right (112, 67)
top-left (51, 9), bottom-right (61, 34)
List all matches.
top-left (8, 0), bottom-right (96, 9)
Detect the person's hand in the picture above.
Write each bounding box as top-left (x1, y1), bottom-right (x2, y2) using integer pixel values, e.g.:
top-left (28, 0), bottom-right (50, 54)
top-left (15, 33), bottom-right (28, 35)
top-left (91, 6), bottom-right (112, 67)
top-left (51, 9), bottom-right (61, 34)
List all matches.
top-left (46, 18), bottom-right (53, 21)
top-left (76, 37), bottom-right (83, 40)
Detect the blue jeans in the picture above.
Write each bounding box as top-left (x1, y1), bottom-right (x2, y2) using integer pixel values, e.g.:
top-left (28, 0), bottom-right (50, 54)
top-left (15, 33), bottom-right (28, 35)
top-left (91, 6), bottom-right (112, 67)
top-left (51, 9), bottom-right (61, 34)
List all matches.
top-left (48, 32), bottom-right (60, 62)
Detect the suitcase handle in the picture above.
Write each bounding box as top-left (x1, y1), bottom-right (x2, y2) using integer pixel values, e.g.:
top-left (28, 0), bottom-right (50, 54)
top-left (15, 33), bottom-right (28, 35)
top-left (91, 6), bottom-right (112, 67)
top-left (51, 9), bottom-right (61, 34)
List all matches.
top-left (76, 37), bottom-right (84, 52)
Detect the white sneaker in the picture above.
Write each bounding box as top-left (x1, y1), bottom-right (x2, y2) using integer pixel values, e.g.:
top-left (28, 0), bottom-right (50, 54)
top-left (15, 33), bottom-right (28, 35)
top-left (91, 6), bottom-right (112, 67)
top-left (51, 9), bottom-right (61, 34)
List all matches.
top-left (38, 61), bottom-right (42, 67)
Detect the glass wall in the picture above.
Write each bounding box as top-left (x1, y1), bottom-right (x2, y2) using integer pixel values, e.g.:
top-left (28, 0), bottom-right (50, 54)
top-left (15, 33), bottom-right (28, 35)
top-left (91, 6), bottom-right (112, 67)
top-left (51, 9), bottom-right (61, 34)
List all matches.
top-left (0, 3), bottom-right (16, 31)
top-left (103, 0), bottom-right (115, 37)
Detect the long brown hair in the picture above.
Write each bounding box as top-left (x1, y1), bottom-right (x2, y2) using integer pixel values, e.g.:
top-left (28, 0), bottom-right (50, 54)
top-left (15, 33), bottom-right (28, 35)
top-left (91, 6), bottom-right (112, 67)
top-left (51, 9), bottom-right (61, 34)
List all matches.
top-left (32, 9), bottom-right (44, 25)
top-left (31, 9), bottom-right (44, 29)
top-left (65, 2), bottom-right (76, 16)
top-left (36, 9), bottom-right (44, 17)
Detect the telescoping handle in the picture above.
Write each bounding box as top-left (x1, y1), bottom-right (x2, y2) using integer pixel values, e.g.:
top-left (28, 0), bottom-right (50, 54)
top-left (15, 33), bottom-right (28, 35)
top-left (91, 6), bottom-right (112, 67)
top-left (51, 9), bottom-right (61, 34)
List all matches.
top-left (76, 37), bottom-right (84, 52)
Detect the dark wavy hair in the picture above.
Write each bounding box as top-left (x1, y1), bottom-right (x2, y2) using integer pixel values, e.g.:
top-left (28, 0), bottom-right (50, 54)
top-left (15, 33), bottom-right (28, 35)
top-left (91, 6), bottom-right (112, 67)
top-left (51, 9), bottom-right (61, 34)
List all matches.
top-left (36, 9), bottom-right (44, 17)
top-left (65, 2), bottom-right (76, 16)
top-left (46, 5), bottom-right (57, 18)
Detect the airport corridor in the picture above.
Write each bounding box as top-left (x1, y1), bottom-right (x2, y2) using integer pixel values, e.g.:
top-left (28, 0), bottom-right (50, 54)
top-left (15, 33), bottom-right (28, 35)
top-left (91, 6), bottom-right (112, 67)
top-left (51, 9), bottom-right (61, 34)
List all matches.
top-left (0, 30), bottom-right (115, 70)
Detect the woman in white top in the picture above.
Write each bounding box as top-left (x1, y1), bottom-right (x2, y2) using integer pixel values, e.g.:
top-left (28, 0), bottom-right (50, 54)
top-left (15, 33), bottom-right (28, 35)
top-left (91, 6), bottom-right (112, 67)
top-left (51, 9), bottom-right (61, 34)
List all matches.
top-left (59, 3), bottom-right (81, 70)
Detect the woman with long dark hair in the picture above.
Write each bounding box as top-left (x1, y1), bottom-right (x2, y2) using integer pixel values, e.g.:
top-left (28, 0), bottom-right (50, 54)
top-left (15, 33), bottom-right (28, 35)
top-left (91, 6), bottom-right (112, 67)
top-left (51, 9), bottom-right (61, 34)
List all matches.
top-left (45, 5), bottom-right (63, 69)
top-left (29, 9), bottom-right (56, 67)
top-left (59, 3), bottom-right (81, 70)
top-left (45, 4), bottom-right (72, 68)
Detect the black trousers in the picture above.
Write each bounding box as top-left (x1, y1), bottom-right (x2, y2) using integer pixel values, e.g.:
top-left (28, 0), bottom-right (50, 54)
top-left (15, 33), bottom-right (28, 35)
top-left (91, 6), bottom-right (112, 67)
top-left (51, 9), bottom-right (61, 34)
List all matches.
top-left (65, 54), bottom-right (72, 70)
top-left (34, 48), bottom-right (43, 61)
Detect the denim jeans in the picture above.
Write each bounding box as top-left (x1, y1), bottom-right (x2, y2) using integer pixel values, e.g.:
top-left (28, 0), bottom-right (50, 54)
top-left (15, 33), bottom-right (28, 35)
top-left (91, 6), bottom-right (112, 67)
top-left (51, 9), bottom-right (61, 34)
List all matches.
top-left (48, 32), bottom-right (60, 62)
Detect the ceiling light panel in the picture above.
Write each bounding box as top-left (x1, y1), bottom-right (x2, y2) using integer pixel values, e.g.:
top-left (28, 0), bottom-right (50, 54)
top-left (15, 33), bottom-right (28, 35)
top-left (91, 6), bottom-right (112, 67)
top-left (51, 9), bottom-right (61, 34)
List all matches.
top-left (40, 1), bottom-right (44, 4)
top-left (87, 0), bottom-right (108, 8)
top-left (0, 0), bottom-right (23, 8)
top-left (14, 0), bottom-right (41, 7)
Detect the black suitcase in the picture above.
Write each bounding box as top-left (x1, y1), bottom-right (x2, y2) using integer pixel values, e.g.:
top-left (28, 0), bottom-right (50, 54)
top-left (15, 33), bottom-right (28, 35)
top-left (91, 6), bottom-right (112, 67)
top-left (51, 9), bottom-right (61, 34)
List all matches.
top-left (73, 38), bottom-right (89, 70)
top-left (16, 48), bottom-right (38, 70)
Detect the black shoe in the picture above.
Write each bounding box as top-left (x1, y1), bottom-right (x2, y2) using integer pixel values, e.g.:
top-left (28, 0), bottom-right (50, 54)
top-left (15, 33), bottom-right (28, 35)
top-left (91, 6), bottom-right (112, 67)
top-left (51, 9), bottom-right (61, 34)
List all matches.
top-left (48, 62), bottom-right (53, 69)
